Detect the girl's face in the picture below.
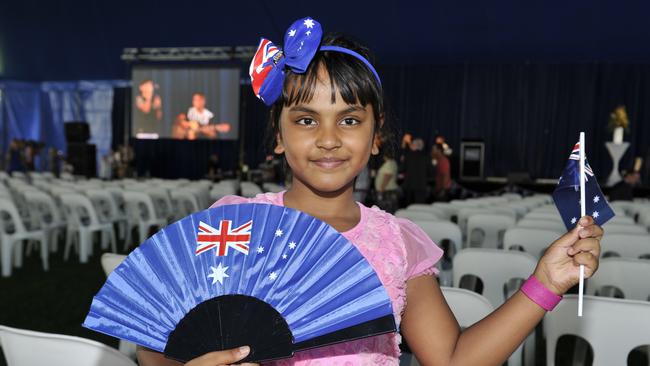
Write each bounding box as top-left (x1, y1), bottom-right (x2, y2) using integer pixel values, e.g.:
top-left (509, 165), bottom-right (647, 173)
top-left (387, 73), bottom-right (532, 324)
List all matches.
top-left (275, 70), bottom-right (380, 194)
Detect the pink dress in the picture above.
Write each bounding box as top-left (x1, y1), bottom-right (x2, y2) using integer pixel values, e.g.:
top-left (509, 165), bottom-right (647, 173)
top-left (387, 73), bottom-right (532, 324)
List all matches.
top-left (211, 191), bottom-right (443, 365)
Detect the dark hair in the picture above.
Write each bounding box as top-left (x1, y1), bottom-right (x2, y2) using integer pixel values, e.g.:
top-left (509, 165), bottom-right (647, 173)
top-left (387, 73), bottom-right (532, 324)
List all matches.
top-left (265, 33), bottom-right (394, 155)
top-left (193, 92), bottom-right (205, 98)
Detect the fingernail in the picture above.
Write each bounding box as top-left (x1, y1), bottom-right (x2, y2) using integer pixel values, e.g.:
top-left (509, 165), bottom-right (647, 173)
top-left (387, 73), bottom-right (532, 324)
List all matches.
top-left (238, 346), bottom-right (250, 356)
top-left (580, 217), bottom-right (589, 225)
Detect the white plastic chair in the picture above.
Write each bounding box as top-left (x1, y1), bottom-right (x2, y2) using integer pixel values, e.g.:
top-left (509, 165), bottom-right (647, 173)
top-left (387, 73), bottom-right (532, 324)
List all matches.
top-left (122, 191), bottom-right (167, 248)
top-left (86, 189), bottom-right (128, 242)
top-left (504, 227), bottom-right (562, 258)
top-left (0, 325), bottom-right (136, 366)
top-left (600, 233), bottom-right (650, 259)
top-left (607, 215), bottom-right (636, 225)
top-left (517, 218), bottom-right (566, 232)
top-left (453, 248), bottom-right (537, 366)
top-left (262, 182), bottom-right (285, 193)
top-left (412, 220), bottom-right (462, 256)
top-left (395, 209), bottom-right (439, 221)
top-left (405, 204), bottom-right (446, 219)
top-left (170, 190), bottom-right (201, 218)
top-left (61, 193), bottom-right (117, 263)
top-left (457, 208), bottom-right (491, 240)
top-left (0, 198), bottom-right (48, 277)
top-left (586, 257), bottom-right (650, 301)
top-left (601, 223), bottom-right (648, 235)
top-left (147, 188), bottom-right (175, 223)
top-left (431, 203), bottom-right (457, 221)
top-left (466, 214), bottom-right (515, 248)
top-left (24, 191), bottom-right (67, 253)
top-left (99, 253), bottom-right (136, 359)
top-left (544, 295), bottom-right (650, 366)
top-left (441, 286), bottom-right (494, 327)
top-left (240, 182), bottom-right (263, 198)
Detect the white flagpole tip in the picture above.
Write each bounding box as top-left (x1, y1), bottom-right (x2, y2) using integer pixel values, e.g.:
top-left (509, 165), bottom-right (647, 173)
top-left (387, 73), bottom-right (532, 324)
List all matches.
top-left (578, 132), bottom-right (586, 317)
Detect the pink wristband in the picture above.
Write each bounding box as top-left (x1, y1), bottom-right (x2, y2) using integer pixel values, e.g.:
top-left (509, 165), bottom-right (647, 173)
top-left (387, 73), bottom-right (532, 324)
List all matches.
top-left (520, 275), bottom-right (562, 311)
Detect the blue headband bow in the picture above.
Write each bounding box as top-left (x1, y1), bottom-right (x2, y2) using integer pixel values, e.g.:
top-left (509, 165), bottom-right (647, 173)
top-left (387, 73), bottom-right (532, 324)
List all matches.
top-left (249, 17), bottom-right (381, 106)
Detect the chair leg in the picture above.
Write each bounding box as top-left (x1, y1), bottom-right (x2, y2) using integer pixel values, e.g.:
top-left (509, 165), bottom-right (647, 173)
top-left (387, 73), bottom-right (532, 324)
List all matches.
top-left (2, 240), bottom-right (14, 277)
top-left (123, 224), bottom-right (132, 251)
top-left (39, 235), bottom-right (49, 271)
top-left (13, 241), bottom-right (24, 268)
top-left (79, 231), bottom-right (90, 263)
top-left (138, 224), bottom-right (147, 245)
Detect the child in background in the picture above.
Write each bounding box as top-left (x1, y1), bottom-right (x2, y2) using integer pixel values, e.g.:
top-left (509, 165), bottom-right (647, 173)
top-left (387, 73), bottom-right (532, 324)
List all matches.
top-left (138, 17), bottom-right (602, 366)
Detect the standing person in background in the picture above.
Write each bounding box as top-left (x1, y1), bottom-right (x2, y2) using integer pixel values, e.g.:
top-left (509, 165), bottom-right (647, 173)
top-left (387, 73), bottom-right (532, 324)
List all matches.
top-left (374, 150), bottom-right (399, 213)
top-left (135, 79), bottom-right (163, 134)
top-left (432, 143), bottom-right (452, 201)
top-left (402, 138), bottom-right (429, 205)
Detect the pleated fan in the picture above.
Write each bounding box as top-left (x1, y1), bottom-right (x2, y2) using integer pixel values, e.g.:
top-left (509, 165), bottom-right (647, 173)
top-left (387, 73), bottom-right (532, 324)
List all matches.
top-left (83, 203), bottom-right (396, 363)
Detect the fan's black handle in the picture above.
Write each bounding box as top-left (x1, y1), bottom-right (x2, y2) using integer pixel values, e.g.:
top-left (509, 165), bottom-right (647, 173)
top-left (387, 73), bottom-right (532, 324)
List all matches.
top-left (164, 295), bottom-right (294, 363)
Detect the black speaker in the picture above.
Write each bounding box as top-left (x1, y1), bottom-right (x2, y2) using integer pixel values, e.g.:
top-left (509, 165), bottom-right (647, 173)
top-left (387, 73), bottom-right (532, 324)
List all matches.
top-left (65, 122), bottom-right (90, 143)
top-left (460, 140), bottom-right (485, 180)
top-left (67, 143), bottom-right (96, 178)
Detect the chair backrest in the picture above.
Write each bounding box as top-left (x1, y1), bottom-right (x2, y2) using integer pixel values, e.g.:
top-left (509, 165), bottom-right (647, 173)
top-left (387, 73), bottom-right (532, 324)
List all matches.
top-left (170, 190), bottom-right (201, 217)
top-left (516, 218), bottom-right (566, 232)
top-left (0, 325), bottom-right (136, 366)
top-left (601, 223), bottom-right (648, 235)
top-left (412, 220), bottom-right (462, 255)
top-left (0, 197), bottom-right (28, 233)
top-left (147, 188), bottom-right (173, 221)
top-left (60, 193), bottom-right (101, 227)
top-left (24, 191), bottom-right (64, 227)
top-left (544, 295), bottom-right (650, 366)
top-left (405, 204), bottom-right (446, 218)
top-left (466, 214), bottom-right (515, 248)
top-left (440, 287), bottom-right (494, 327)
top-left (457, 208), bottom-right (491, 236)
top-left (586, 257), bottom-right (650, 301)
top-left (86, 189), bottom-right (120, 223)
top-left (395, 209), bottom-right (439, 221)
top-left (523, 212), bottom-right (562, 222)
top-left (607, 215), bottom-right (636, 225)
top-left (240, 182), bottom-right (262, 198)
top-left (122, 191), bottom-right (158, 222)
top-left (600, 233), bottom-right (650, 258)
top-left (504, 227), bottom-right (562, 258)
top-left (453, 248), bottom-right (537, 307)
top-left (101, 253), bottom-right (127, 276)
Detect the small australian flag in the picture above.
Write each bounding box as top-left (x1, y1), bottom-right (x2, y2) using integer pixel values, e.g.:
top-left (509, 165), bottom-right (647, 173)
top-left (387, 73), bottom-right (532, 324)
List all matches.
top-left (552, 141), bottom-right (615, 231)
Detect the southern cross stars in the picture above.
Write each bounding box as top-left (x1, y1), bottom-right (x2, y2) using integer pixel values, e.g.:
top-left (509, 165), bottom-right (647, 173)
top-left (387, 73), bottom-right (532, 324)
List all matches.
top-left (275, 229), bottom-right (283, 237)
top-left (207, 263), bottom-right (229, 285)
top-left (593, 195), bottom-right (600, 203)
top-left (269, 272), bottom-right (278, 281)
top-left (288, 29), bottom-right (296, 37)
top-left (257, 246), bottom-right (264, 254)
top-left (593, 211), bottom-right (599, 219)
top-left (288, 241), bottom-right (297, 250)
top-left (303, 19), bottom-right (315, 28)
top-left (571, 217), bottom-right (577, 225)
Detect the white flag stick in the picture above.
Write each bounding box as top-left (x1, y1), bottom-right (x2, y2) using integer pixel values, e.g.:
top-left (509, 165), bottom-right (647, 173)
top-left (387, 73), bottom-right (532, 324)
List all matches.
top-left (578, 132), bottom-right (586, 317)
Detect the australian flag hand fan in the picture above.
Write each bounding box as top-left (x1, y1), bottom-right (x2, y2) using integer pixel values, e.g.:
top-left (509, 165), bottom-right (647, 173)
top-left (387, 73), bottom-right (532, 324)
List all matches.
top-left (83, 203), bottom-right (396, 363)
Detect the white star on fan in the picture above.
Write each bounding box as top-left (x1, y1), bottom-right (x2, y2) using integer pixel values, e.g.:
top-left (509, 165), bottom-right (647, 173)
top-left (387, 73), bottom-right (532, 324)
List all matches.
top-left (282, 254), bottom-right (288, 260)
top-left (306, 30), bottom-right (311, 36)
top-left (593, 211), bottom-right (599, 218)
top-left (303, 19), bottom-right (315, 28)
top-left (257, 246), bottom-right (264, 254)
top-left (288, 241), bottom-right (297, 250)
top-left (288, 29), bottom-right (296, 37)
top-left (275, 229), bottom-right (283, 237)
top-left (269, 272), bottom-right (278, 281)
top-left (207, 263), bottom-right (229, 285)
top-left (593, 195), bottom-right (600, 203)
top-left (571, 217), bottom-right (577, 225)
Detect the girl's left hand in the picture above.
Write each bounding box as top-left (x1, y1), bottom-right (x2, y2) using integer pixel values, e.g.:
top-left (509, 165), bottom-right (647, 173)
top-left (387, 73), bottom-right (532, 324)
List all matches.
top-left (533, 216), bottom-right (603, 295)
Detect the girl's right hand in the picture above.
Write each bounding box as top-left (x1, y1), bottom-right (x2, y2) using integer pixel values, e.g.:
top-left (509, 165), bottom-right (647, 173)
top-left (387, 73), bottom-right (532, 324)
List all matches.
top-left (185, 346), bottom-right (259, 366)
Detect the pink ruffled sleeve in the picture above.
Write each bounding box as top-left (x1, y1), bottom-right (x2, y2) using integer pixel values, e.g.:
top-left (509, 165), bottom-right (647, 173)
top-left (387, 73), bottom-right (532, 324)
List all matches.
top-left (209, 195), bottom-right (250, 208)
top-left (397, 218), bottom-right (444, 279)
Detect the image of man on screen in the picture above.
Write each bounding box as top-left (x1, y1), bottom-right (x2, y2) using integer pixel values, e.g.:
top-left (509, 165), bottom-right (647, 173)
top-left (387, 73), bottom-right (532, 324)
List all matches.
top-left (185, 92), bottom-right (231, 139)
top-left (135, 80), bottom-right (163, 133)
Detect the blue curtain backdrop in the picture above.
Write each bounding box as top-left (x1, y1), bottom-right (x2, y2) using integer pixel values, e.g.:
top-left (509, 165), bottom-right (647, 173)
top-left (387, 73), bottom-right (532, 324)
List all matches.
top-left (0, 80), bottom-right (128, 173)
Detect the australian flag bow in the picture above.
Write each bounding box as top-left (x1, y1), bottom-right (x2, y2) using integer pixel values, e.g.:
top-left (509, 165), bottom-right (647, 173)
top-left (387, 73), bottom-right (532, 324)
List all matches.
top-left (249, 17), bottom-right (323, 106)
top-left (552, 141), bottom-right (615, 231)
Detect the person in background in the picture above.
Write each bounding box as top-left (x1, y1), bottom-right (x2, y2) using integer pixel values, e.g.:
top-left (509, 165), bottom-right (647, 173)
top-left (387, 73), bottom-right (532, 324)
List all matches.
top-left (6, 139), bottom-right (25, 174)
top-left (374, 150), bottom-right (399, 213)
top-left (206, 154), bottom-right (221, 181)
top-left (402, 138), bottom-right (429, 205)
top-left (432, 143), bottom-right (452, 201)
top-left (353, 165), bottom-right (371, 204)
top-left (609, 170), bottom-right (641, 201)
top-left (434, 134), bottom-right (453, 157)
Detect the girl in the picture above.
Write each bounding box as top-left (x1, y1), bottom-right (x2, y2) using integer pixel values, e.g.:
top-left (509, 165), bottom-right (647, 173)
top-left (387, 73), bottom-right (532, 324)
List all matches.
top-left (138, 17), bottom-right (602, 366)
